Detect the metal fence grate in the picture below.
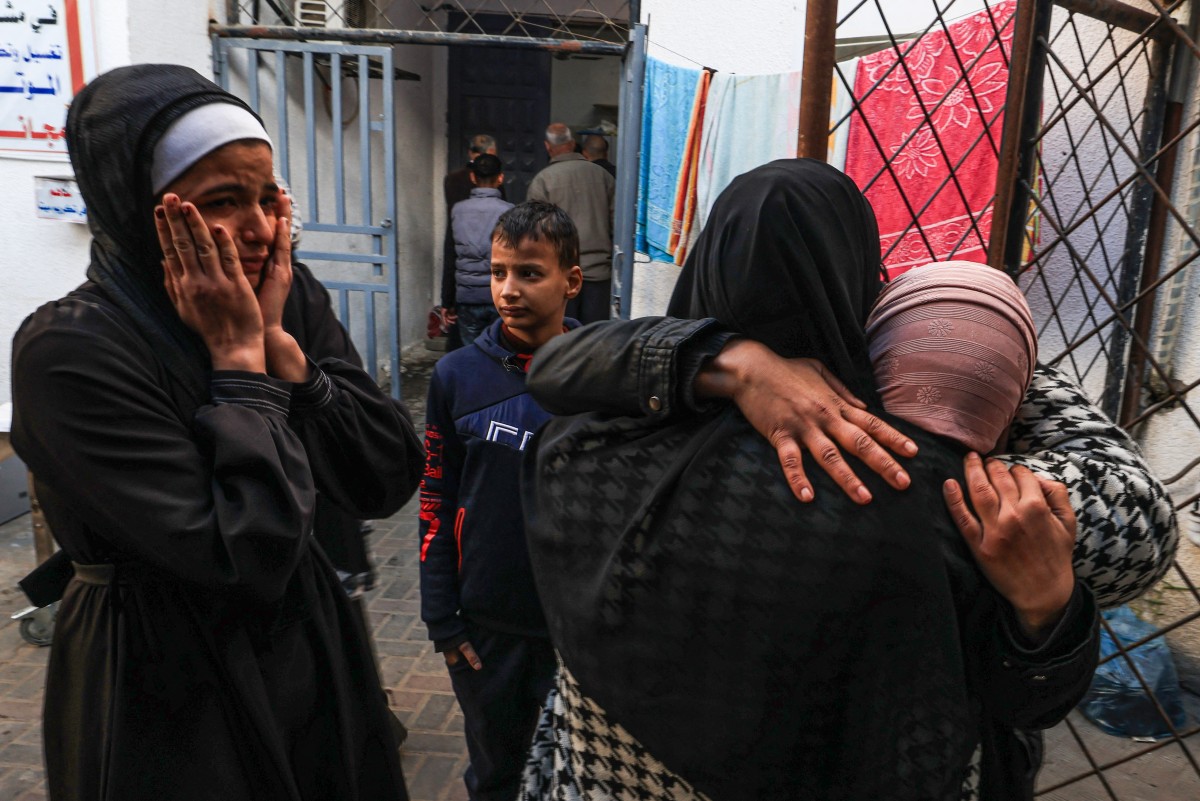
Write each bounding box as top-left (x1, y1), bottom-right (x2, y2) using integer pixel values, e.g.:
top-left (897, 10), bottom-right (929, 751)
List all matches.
top-left (831, 0), bottom-right (1016, 275)
top-left (227, 0), bottom-right (631, 42)
top-left (824, 0), bottom-right (1200, 798)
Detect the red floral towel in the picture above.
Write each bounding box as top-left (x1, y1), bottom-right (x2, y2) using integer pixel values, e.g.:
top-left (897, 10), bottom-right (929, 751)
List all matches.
top-left (845, 1), bottom-right (1016, 278)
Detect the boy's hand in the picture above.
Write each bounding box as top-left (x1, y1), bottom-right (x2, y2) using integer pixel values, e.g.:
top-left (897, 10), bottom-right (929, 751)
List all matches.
top-left (943, 454), bottom-right (1078, 644)
top-left (444, 641), bottom-right (483, 671)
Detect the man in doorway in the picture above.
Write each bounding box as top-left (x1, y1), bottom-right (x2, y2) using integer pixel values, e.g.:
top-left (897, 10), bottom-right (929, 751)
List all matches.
top-left (442, 134), bottom-right (506, 348)
top-left (526, 123), bottom-right (615, 324)
top-left (581, 134), bottom-right (616, 178)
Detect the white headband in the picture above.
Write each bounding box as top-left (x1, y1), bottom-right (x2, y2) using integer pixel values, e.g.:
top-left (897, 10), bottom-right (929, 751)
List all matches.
top-left (150, 102), bottom-right (273, 194)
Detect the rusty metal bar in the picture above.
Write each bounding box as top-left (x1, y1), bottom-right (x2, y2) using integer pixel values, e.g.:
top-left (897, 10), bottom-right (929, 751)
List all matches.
top-left (1053, 0), bottom-right (1173, 40)
top-left (989, 0), bottom-right (1053, 274)
top-left (798, 0), bottom-right (838, 160)
top-left (209, 24), bottom-right (628, 55)
top-left (1119, 99), bottom-right (1182, 426)
top-left (1121, 4), bottom-right (1200, 427)
top-left (1102, 38), bottom-right (1172, 418)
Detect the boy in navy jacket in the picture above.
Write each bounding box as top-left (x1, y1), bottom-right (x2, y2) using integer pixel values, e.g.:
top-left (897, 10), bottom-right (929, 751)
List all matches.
top-left (419, 201), bottom-right (583, 801)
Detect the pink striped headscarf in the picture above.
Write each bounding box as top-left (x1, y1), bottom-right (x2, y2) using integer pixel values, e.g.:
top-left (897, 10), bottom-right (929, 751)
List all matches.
top-left (865, 261), bottom-right (1037, 454)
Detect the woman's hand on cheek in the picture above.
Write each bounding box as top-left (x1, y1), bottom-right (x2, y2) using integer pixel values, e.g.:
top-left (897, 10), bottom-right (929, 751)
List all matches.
top-left (943, 455), bottom-right (1078, 644)
top-left (257, 194), bottom-right (310, 382)
top-left (155, 194), bottom-right (266, 373)
top-left (257, 192), bottom-right (293, 331)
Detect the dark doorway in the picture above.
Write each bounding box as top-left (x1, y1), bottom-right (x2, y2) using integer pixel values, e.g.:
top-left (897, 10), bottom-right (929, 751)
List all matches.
top-left (446, 16), bottom-right (552, 204)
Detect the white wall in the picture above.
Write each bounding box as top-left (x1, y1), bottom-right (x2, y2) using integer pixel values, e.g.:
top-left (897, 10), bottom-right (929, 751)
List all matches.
top-left (550, 56), bottom-right (621, 132)
top-left (0, 0), bottom-right (221, 405)
top-left (640, 0), bottom-right (805, 74)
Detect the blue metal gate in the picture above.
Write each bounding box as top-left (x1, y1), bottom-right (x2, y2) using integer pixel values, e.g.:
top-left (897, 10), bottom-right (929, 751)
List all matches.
top-left (213, 38), bottom-right (400, 398)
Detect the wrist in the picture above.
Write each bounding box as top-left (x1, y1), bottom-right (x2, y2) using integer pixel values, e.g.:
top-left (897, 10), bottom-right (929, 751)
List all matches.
top-left (210, 344), bottom-right (267, 374)
top-left (263, 327), bottom-right (311, 383)
top-left (697, 337), bottom-right (758, 400)
top-left (1013, 588), bottom-right (1073, 644)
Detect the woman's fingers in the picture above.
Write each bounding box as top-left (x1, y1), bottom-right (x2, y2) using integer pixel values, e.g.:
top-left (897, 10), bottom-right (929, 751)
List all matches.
top-left (1037, 474), bottom-right (1077, 532)
top-left (161, 260), bottom-right (179, 307)
top-left (963, 452), bottom-right (1000, 523)
top-left (943, 478), bottom-right (983, 546)
top-left (985, 457), bottom-right (1020, 507)
top-left (771, 434), bottom-right (814, 503)
top-left (836, 407), bottom-right (916, 489)
top-left (160, 194), bottom-right (207, 278)
top-left (212, 225), bottom-right (244, 282)
top-left (179, 200), bottom-right (227, 280)
top-left (798, 429), bottom-right (872, 504)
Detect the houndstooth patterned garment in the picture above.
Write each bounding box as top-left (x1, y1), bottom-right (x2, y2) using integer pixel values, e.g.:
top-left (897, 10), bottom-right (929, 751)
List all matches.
top-left (997, 364), bottom-right (1178, 610)
top-left (520, 364), bottom-right (1174, 801)
top-left (522, 665), bottom-right (982, 801)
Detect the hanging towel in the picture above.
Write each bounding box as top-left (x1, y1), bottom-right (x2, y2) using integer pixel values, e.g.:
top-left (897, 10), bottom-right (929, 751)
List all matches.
top-left (694, 70), bottom-right (802, 232)
top-left (828, 57), bottom-right (860, 174)
top-left (844, 0), bottom-right (1017, 278)
top-left (669, 68), bottom-right (712, 264)
top-left (637, 58), bottom-right (704, 262)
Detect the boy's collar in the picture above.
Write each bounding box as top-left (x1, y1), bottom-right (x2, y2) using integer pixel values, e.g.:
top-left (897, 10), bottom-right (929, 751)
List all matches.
top-left (499, 323), bottom-right (570, 368)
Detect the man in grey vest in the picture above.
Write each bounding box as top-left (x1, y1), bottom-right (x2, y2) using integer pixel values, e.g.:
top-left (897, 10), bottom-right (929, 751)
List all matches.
top-left (527, 123), bottom-right (615, 324)
top-left (450, 154), bottom-right (514, 345)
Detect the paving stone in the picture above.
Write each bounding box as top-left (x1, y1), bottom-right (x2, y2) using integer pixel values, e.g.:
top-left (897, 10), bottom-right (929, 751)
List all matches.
top-left (387, 688), bottom-right (434, 711)
top-left (0, 722), bottom-right (28, 751)
top-left (0, 742), bottom-right (42, 768)
top-left (402, 731), bottom-right (469, 757)
top-left (403, 673), bottom-right (454, 694)
top-left (406, 753), bottom-right (461, 801)
top-left (378, 656), bottom-right (417, 686)
top-left (0, 766), bottom-right (40, 799)
top-left (412, 693), bottom-right (458, 732)
top-left (374, 634), bottom-right (428, 655)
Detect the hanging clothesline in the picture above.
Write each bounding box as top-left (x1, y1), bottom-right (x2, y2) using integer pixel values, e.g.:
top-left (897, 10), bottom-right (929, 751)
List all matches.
top-left (635, 0), bottom-right (1020, 277)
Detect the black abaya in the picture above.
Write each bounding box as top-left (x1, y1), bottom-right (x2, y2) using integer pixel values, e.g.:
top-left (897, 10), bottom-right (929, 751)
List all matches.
top-left (10, 65), bottom-right (422, 801)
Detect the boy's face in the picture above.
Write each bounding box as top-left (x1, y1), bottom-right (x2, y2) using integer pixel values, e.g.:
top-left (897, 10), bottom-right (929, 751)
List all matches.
top-left (491, 233), bottom-right (582, 350)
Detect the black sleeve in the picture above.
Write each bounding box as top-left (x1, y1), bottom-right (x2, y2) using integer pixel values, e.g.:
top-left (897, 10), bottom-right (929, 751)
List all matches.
top-left (11, 322), bottom-right (314, 605)
top-left (526, 316), bottom-right (736, 418)
top-left (286, 264), bottom-right (425, 518)
top-left (977, 583), bottom-right (1100, 730)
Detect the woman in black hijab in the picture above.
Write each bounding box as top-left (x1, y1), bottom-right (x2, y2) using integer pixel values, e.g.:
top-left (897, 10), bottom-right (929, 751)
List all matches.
top-left (520, 160), bottom-right (1097, 801)
top-left (10, 65), bottom-right (420, 799)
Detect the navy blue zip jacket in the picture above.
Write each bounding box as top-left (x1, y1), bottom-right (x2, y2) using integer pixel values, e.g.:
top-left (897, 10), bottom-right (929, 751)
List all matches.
top-left (419, 316), bottom-right (580, 650)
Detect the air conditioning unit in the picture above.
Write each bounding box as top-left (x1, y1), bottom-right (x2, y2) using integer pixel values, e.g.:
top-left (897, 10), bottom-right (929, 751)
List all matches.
top-left (294, 1), bottom-right (366, 28)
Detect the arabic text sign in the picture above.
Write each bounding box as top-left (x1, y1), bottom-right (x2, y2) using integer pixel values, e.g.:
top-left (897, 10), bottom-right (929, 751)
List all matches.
top-left (0, 1), bottom-right (95, 159)
top-left (34, 174), bottom-right (85, 222)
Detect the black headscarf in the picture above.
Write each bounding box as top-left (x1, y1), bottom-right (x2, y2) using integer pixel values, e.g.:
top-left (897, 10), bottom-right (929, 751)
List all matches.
top-left (526, 160), bottom-right (982, 800)
top-left (668, 158), bottom-right (884, 399)
top-left (66, 64), bottom-right (263, 404)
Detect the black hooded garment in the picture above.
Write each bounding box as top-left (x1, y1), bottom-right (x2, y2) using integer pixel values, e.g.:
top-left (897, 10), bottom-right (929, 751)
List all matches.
top-left (10, 65), bottom-right (421, 800)
top-left (523, 160), bottom-right (1098, 801)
